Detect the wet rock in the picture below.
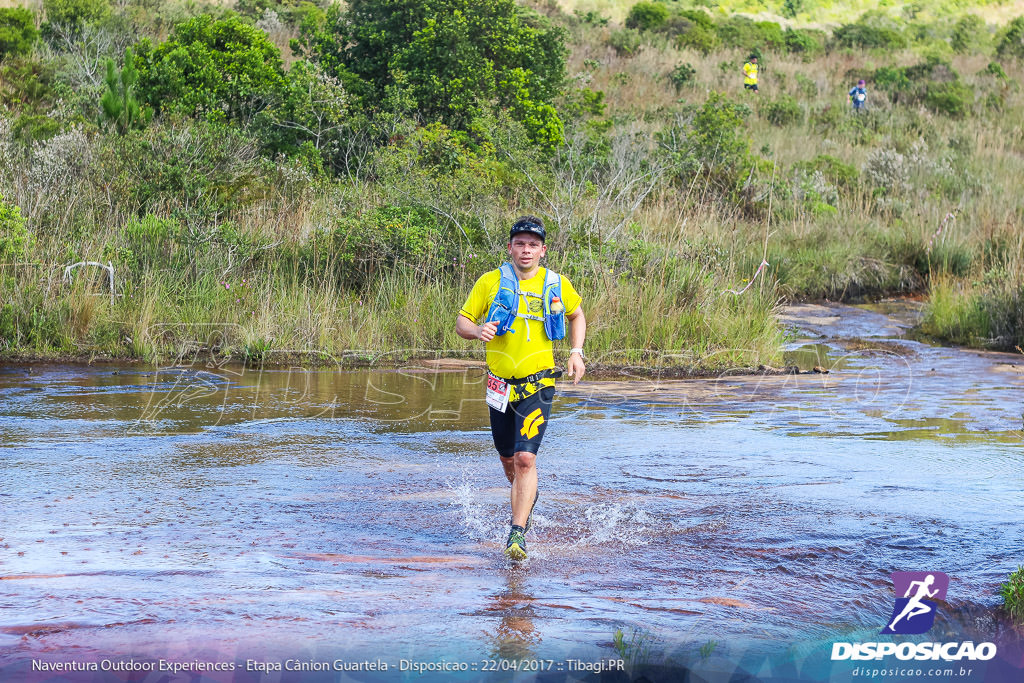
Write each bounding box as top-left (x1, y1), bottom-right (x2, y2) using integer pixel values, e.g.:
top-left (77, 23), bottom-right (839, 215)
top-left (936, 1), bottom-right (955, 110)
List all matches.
top-left (812, 365), bottom-right (829, 374)
top-left (758, 364), bottom-right (800, 375)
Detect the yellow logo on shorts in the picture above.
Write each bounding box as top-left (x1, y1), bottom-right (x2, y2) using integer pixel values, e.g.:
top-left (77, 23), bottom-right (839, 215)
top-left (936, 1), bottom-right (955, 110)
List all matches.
top-left (520, 408), bottom-right (545, 440)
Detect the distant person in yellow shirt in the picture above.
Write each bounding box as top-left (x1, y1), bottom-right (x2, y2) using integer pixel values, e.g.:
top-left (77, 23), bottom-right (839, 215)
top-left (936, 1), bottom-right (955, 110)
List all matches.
top-left (456, 216), bottom-right (587, 561)
top-left (743, 54), bottom-right (759, 93)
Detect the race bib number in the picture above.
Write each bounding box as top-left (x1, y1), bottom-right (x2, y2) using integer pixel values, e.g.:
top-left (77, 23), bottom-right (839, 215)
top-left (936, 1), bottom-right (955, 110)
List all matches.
top-left (486, 373), bottom-right (511, 413)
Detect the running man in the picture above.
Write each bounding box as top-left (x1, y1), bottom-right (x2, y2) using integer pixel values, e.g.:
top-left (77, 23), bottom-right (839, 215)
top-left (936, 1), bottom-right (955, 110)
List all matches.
top-left (456, 216), bottom-right (586, 561)
top-left (849, 78), bottom-right (867, 111)
top-left (887, 574), bottom-right (939, 631)
top-left (743, 55), bottom-right (759, 93)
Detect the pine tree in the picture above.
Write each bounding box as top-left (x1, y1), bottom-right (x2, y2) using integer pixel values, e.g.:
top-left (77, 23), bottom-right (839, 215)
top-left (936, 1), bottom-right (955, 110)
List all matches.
top-left (100, 48), bottom-right (148, 135)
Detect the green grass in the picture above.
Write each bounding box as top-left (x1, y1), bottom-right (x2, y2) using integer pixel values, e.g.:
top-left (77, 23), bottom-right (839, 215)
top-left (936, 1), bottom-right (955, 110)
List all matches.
top-left (1000, 566), bottom-right (1024, 625)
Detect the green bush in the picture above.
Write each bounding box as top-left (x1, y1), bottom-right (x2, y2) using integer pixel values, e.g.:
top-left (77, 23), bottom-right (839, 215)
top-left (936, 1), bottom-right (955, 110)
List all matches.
top-left (674, 23), bottom-right (718, 54)
top-left (984, 61), bottom-right (1008, 80)
top-left (795, 73), bottom-right (818, 98)
top-left (235, 0), bottom-right (327, 28)
top-left (873, 66), bottom-right (912, 96)
top-left (256, 59), bottom-right (351, 161)
top-left (305, 205), bottom-right (451, 286)
top-left (0, 57), bottom-right (60, 130)
top-left (0, 287), bottom-right (69, 351)
top-left (294, 0), bottom-right (567, 148)
top-left (679, 9), bottom-right (714, 31)
top-left (669, 62), bottom-right (697, 91)
top-left (716, 16), bottom-right (784, 52)
top-left (872, 58), bottom-right (967, 114)
top-left (794, 154), bottom-right (858, 190)
top-left (950, 15), bottom-right (986, 54)
top-left (609, 28), bottom-right (643, 57)
top-left (42, 0), bottom-right (111, 28)
top-left (133, 14), bottom-right (287, 123)
top-left (761, 95), bottom-right (803, 127)
top-left (0, 8), bottom-right (38, 58)
top-left (100, 120), bottom-right (267, 224)
top-left (0, 195), bottom-right (32, 262)
top-left (924, 81), bottom-right (973, 118)
top-left (658, 92), bottom-right (753, 195)
top-left (834, 22), bottom-right (907, 50)
top-left (1001, 566), bottom-right (1024, 624)
top-left (996, 16), bottom-right (1024, 60)
top-left (625, 2), bottom-right (668, 32)
top-left (784, 28), bottom-right (825, 59)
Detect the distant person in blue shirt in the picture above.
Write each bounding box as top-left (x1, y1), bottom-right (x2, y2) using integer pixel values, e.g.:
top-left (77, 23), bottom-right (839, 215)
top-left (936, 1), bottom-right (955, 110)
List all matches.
top-left (849, 79), bottom-right (867, 111)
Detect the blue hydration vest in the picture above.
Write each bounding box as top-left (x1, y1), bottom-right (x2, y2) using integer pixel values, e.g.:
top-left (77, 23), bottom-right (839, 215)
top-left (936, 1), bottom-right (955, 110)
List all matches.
top-left (486, 263), bottom-right (566, 341)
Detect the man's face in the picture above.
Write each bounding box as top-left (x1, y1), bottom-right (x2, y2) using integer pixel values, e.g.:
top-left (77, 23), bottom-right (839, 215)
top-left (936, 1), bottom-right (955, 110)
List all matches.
top-left (508, 234), bottom-right (546, 271)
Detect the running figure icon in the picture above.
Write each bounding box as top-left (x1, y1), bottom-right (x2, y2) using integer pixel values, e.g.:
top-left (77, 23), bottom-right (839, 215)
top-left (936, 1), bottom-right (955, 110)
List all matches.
top-left (881, 571), bottom-right (949, 635)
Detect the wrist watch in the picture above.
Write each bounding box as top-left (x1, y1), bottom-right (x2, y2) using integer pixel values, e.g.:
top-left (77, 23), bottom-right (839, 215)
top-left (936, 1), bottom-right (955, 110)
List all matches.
top-left (569, 348), bottom-right (585, 359)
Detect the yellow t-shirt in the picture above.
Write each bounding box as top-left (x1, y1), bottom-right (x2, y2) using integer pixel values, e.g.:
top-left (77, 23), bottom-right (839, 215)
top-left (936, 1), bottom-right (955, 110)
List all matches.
top-left (459, 266), bottom-right (582, 381)
top-left (743, 62), bottom-right (758, 85)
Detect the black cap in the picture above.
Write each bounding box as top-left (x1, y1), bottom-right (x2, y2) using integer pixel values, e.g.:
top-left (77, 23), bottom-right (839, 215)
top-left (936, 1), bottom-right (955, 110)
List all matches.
top-left (509, 217), bottom-right (546, 242)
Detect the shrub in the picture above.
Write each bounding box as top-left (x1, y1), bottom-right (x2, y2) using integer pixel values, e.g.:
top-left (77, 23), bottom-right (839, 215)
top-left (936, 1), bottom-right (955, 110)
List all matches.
top-left (795, 73), bottom-right (818, 98)
top-left (754, 21), bottom-right (785, 51)
top-left (678, 10), bottom-right (714, 31)
top-left (294, 0), bottom-right (567, 147)
top-left (609, 28), bottom-right (643, 57)
top-left (924, 81), bottom-right (973, 118)
top-left (0, 195), bottom-right (32, 262)
top-left (761, 95), bottom-right (802, 127)
top-left (984, 61), bottom-right (1008, 80)
top-left (133, 14), bottom-right (287, 124)
top-left (675, 23), bottom-right (718, 54)
top-left (1001, 566), bottom-right (1024, 625)
top-left (625, 2), bottom-right (668, 32)
top-left (873, 66), bottom-right (912, 97)
top-left (716, 16), bottom-right (784, 52)
top-left (795, 154), bottom-right (858, 190)
top-left (669, 62), bottom-right (697, 92)
top-left (950, 15), bottom-right (986, 54)
top-left (0, 8), bottom-right (38, 58)
top-left (100, 120), bottom-right (265, 223)
top-left (236, 0), bottom-right (326, 28)
top-left (0, 57), bottom-right (59, 120)
top-left (834, 22), bottom-right (907, 50)
top-left (42, 0), bottom-right (111, 29)
top-left (996, 17), bottom-right (1024, 60)
top-left (308, 205), bottom-right (452, 286)
top-left (658, 92), bottom-right (753, 195)
top-left (257, 59), bottom-right (350, 161)
top-left (784, 28), bottom-right (825, 59)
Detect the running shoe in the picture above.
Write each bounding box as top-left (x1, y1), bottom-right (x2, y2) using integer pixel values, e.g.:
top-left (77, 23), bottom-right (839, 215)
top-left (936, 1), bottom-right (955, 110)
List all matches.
top-left (505, 526), bottom-right (527, 561)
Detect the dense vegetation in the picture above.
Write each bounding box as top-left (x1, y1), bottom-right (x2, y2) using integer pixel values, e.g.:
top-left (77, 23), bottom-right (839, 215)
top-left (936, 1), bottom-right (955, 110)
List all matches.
top-left (1, 0), bottom-right (1022, 367)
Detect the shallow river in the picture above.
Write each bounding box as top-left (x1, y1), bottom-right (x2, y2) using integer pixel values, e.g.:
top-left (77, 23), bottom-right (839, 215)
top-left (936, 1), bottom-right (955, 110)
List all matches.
top-left (1, 302), bottom-right (1022, 682)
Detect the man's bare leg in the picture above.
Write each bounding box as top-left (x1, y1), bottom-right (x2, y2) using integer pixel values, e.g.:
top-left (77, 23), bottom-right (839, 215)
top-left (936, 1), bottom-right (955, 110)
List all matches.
top-left (510, 451), bottom-right (537, 528)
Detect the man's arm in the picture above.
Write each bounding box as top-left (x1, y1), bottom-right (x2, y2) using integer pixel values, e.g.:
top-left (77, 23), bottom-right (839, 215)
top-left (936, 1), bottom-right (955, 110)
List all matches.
top-left (566, 307), bottom-right (586, 384)
top-left (456, 314), bottom-right (498, 342)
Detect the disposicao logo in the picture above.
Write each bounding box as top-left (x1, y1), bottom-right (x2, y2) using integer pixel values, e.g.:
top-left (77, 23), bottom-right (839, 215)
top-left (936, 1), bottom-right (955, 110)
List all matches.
top-left (831, 571), bottom-right (998, 662)
top-left (881, 571), bottom-right (949, 635)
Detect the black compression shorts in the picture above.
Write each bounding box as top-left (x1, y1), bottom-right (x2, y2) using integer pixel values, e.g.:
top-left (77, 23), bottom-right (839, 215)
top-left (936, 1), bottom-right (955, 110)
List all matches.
top-left (489, 385), bottom-right (555, 457)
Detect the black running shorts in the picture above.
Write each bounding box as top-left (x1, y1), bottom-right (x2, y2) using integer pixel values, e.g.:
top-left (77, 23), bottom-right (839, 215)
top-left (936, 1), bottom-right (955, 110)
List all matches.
top-left (489, 385), bottom-right (555, 458)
